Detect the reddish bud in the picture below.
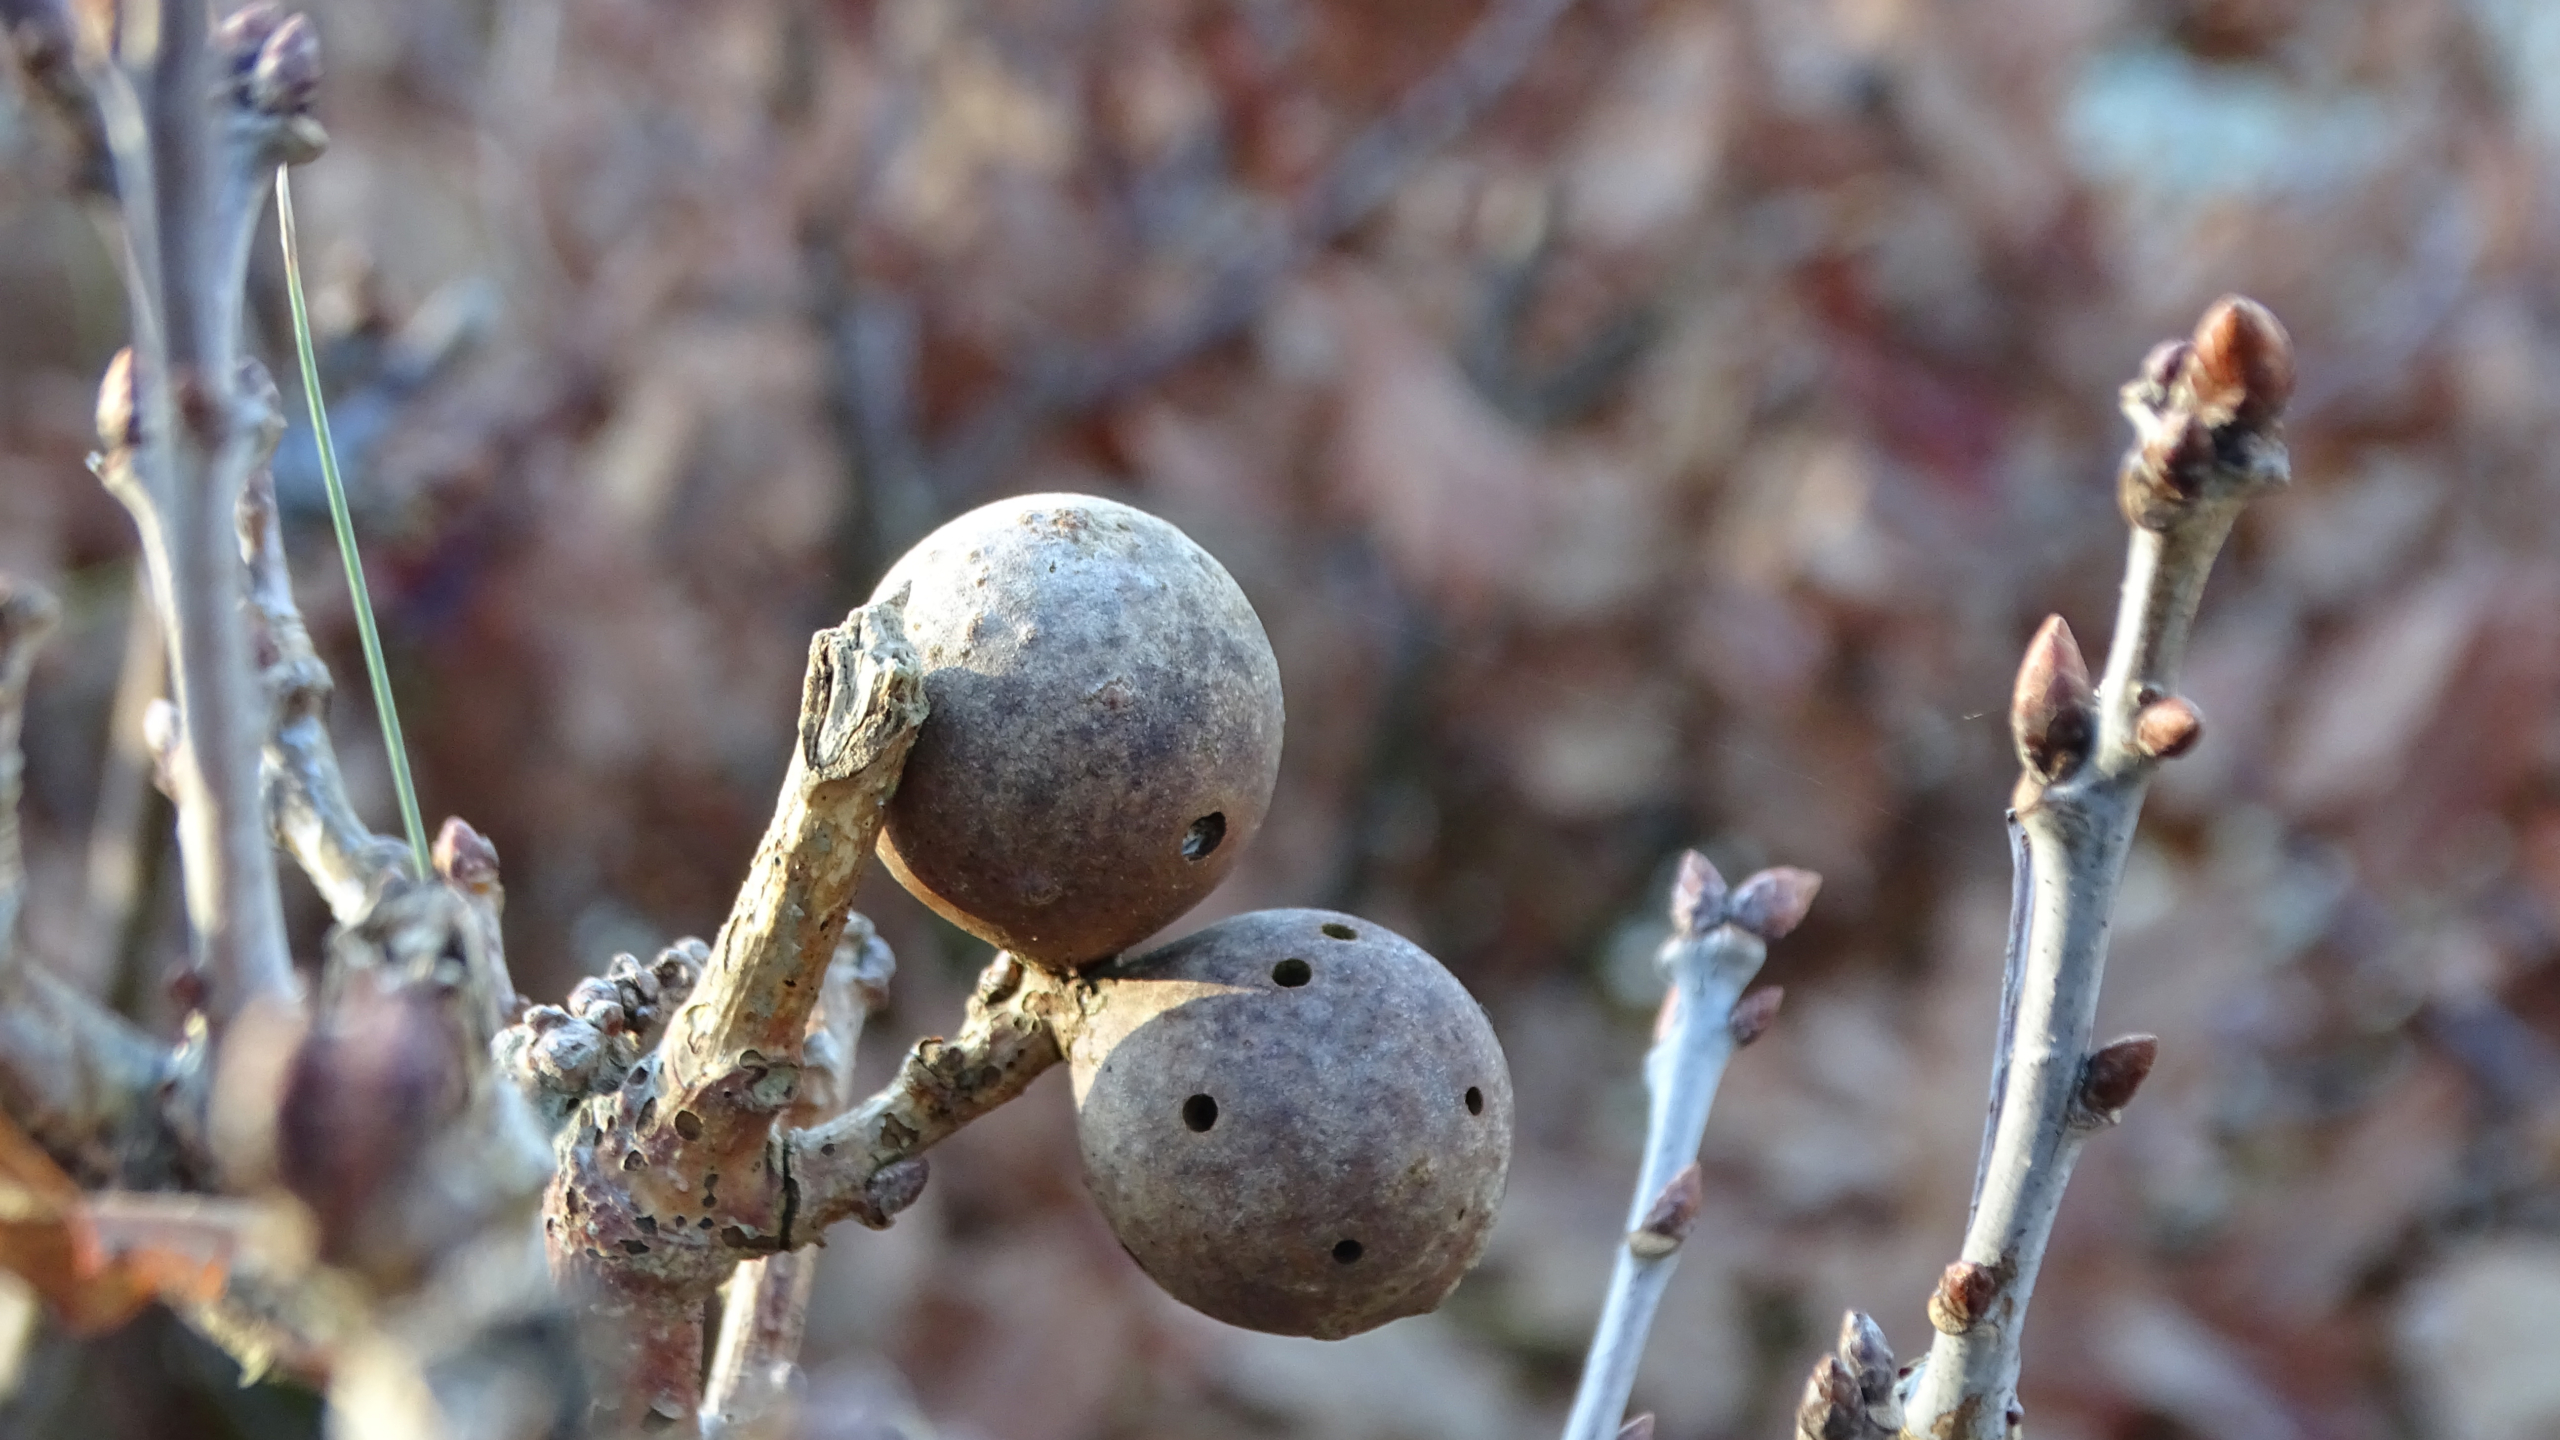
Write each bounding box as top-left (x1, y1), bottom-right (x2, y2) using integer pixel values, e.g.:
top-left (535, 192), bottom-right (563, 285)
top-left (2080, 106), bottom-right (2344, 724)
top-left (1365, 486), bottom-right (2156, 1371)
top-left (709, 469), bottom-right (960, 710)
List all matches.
top-left (1729, 867), bottom-right (1821, 941)
top-left (1628, 1163), bottom-right (1703, 1259)
top-left (2073, 1033), bottom-right (2158, 1125)
top-left (1837, 1310), bottom-right (1896, 1407)
top-left (278, 985), bottom-right (466, 1266)
top-left (214, 2), bottom-right (283, 71)
top-left (1668, 849), bottom-right (1727, 936)
top-left (2011, 616), bottom-right (2094, 784)
top-left (1796, 1354), bottom-right (1862, 1440)
top-left (1928, 1259), bottom-right (2000, 1334)
top-left (2134, 695), bottom-right (2203, 759)
top-left (250, 13), bottom-right (321, 115)
top-left (1729, 986), bottom-right (1785, 1047)
top-left (432, 817), bottom-right (501, 891)
top-left (2189, 295), bottom-right (2294, 430)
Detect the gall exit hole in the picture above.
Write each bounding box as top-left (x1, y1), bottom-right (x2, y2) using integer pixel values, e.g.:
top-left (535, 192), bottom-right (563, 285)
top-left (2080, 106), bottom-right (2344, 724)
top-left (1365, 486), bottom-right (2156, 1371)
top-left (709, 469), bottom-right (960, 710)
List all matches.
top-left (1321, 922), bottom-right (1356, 940)
top-left (1465, 1086), bottom-right (1484, 1115)
top-left (1182, 1094), bottom-right (1219, 1132)
top-left (1273, 958), bottom-right (1312, 987)
top-left (1333, 1239), bottom-right (1363, 1264)
top-left (1182, 813), bottom-right (1226, 860)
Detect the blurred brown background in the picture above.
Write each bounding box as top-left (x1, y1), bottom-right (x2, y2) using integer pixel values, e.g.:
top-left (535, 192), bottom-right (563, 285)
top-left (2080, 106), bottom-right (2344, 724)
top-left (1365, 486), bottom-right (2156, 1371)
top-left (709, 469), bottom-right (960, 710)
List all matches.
top-left (7, 0), bottom-right (2560, 1436)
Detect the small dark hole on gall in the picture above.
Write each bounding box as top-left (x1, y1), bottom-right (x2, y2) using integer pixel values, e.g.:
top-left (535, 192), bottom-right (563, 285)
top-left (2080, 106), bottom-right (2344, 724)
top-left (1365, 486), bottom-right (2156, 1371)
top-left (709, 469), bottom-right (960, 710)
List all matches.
top-left (1272, 958), bottom-right (1312, 988)
top-left (1333, 1239), bottom-right (1363, 1264)
top-left (1465, 1086), bottom-right (1484, 1116)
top-left (1182, 812), bottom-right (1226, 861)
top-left (674, 1109), bottom-right (704, 1141)
top-left (1321, 922), bottom-right (1357, 940)
top-left (1182, 1094), bottom-right (1219, 1132)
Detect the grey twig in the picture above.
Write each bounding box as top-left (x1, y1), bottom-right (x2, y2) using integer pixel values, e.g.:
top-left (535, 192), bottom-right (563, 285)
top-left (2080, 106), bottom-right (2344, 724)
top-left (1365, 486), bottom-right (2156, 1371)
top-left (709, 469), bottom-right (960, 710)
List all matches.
top-left (0, 578), bottom-right (181, 1188)
top-left (1898, 298), bottom-right (2294, 1439)
top-left (1561, 853), bottom-right (1817, 1440)
top-left (235, 370), bottom-right (415, 927)
top-left (1968, 812), bottom-right (2030, 1225)
top-left (84, 1), bottom-right (327, 1044)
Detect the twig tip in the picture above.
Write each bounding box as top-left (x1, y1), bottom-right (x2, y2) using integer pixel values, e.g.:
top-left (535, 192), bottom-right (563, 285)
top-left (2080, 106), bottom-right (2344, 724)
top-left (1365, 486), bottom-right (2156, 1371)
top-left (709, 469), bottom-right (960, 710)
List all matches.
top-left (1730, 867), bottom-right (1820, 942)
top-left (2012, 615), bottom-right (2094, 785)
top-left (1669, 849), bottom-right (1728, 936)
top-left (2191, 294), bottom-right (2294, 430)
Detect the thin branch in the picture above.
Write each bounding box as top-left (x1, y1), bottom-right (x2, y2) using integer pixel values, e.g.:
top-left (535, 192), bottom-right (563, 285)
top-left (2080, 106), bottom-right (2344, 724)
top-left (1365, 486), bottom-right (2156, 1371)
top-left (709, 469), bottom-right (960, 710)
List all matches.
top-left (787, 951), bottom-right (1073, 1239)
top-left (1900, 298), bottom-right (2293, 1440)
top-left (1967, 811), bottom-right (2029, 1224)
top-left (701, 917), bottom-right (897, 1438)
top-left (80, 571), bottom-right (171, 1007)
top-left (236, 367), bottom-right (414, 925)
top-left (0, 578), bottom-right (183, 1189)
top-left (538, 596), bottom-right (927, 1428)
top-left (660, 601), bottom-right (925, 1101)
top-left (86, 2), bottom-right (327, 1043)
top-left (1561, 854), bottom-right (1818, 1440)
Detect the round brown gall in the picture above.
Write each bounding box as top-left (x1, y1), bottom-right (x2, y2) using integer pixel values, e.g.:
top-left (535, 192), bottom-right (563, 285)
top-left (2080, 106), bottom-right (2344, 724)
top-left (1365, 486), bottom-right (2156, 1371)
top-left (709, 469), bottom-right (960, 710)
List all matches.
top-left (1068, 908), bottom-right (1513, 1339)
top-left (871, 494), bottom-right (1284, 971)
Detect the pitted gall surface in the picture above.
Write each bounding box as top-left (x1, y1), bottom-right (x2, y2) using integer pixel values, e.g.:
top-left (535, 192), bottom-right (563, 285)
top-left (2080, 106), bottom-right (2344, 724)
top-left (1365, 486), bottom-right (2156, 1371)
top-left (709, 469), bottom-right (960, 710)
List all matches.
top-left (871, 495), bottom-right (1284, 970)
top-left (1068, 908), bottom-right (1513, 1339)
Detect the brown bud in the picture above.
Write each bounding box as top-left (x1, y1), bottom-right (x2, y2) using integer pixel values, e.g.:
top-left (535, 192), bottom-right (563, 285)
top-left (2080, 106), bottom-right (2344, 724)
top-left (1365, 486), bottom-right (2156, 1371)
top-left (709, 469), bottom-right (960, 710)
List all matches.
top-left (1729, 986), bottom-right (1785, 1047)
top-left (249, 13), bottom-right (321, 115)
top-left (432, 817), bottom-right (500, 890)
top-left (2133, 695), bottom-right (2203, 759)
top-left (1729, 867), bottom-right (1821, 941)
top-left (1837, 1309), bottom-right (1896, 1409)
top-left (1796, 1354), bottom-right (1862, 1440)
top-left (1668, 849), bottom-right (1728, 936)
top-left (2011, 615), bottom-right (2094, 784)
top-left (2188, 295), bottom-right (2294, 431)
top-left (1628, 1163), bottom-right (1703, 1259)
top-left (278, 984), bottom-right (466, 1268)
top-left (2073, 1033), bottom-right (2158, 1125)
top-left (214, 2), bottom-right (283, 72)
top-left (96, 347), bottom-right (138, 451)
top-left (2136, 338), bottom-right (2191, 398)
top-left (1927, 1259), bottom-right (2000, 1334)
